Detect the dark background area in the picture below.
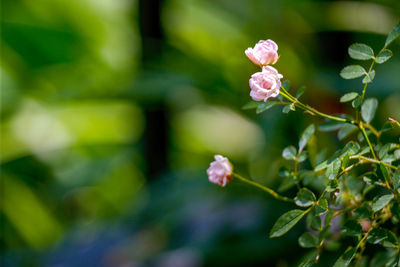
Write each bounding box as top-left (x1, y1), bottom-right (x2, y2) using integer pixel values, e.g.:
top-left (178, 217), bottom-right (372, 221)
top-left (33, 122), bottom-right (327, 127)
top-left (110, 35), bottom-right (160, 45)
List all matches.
top-left (1, 0), bottom-right (400, 266)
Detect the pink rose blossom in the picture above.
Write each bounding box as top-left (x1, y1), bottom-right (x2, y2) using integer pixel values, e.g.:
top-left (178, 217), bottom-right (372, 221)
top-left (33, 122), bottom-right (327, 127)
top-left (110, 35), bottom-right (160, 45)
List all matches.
top-left (249, 66), bottom-right (283, 102)
top-left (245, 39), bottom-right (279, 66)
top-left (207, 155), bottom-right (233, 187)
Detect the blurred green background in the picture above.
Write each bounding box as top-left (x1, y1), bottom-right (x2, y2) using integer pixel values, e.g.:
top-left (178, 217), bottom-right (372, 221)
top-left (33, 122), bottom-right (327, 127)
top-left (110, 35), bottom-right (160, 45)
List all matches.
top-left (1, 0), bottom-right (399, 266)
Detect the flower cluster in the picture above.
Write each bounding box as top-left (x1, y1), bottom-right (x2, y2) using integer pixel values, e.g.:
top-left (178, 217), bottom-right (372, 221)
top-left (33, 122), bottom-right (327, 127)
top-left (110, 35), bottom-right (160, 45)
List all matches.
top-left (245, 39), bottom-right (283, 102)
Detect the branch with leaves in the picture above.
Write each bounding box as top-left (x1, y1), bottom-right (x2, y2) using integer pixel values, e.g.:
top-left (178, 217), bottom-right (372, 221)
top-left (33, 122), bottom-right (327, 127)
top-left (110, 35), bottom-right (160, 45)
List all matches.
top-left (207, 22), bottom-right (400, 266)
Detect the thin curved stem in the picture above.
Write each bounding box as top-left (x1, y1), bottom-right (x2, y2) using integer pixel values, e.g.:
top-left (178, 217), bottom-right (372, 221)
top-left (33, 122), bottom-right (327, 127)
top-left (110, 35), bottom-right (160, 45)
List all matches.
top-left (279, 89), bottom-right (349, 123)
top-left (232, 173), bottom-right (294, 203)
top-left (358, 123), bottom-right (377, 160)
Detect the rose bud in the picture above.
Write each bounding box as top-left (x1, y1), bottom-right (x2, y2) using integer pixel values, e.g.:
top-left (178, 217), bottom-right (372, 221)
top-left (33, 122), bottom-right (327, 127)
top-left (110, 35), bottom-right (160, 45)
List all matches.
top-left (245, 39), bottom-right (279, 66)
top-left (207, 155), bottom-right (233, 187)
top-left (249, 66), bottom-right (283, 102)
top-left (360, 220), bottom-right (372, 232)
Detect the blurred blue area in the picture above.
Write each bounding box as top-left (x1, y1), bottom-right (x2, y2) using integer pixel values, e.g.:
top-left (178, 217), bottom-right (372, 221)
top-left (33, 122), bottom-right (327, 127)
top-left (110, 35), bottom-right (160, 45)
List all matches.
top-left (1, 0), bottom-right (399, 266)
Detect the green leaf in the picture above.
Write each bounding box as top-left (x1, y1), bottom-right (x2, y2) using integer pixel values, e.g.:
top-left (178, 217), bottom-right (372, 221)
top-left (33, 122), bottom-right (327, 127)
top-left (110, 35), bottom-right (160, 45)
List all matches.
top-left (348, 43), bottom-right (374, 60)
top-left (361, 98), bottom-right (378, 123)
top-left (352, 96), bottom-right (362, 108)
top-left (341, 141), bottom-right (360, 156)
top-left (379, 164), bottom-right (390, 183)
top-left (333, 247), bottom-right (356, 267)
top-left (342, 153), bottom-right (350, 168)
top-left (319, 121), bottom-right (346, 132)
top-left (282, 80), bottom-right (290, 90)
top-left (379, 143), bottom-right (396, 159)
top-left (363, 173), bottom-right (384, 186)
top-left (362, 69), bottom-right (375, 84)
top-left (375, 49), bottom-right (393, 64)
top-left (309, 215), bottom-right (321, 231)
top-left (256, 101), bottom-right (278, 114)
top-left (282, 146), bottom-right (297, 160)
top-left (324, 211), bottom-right (334, 226)
top-left (385, 22), bottom-right (400, 47)
top-left (392, 168), bottom-right (400, 190)
top-left (340, 92), bottom-right (359, 103)
top-left (357, 146), bottom-right (370, 156)
top-left (298, 151), bottom-right (308, 163)
top-left (383, 230), bottom-right (399, 248)
top-left (242, 101), bottom-right (260, 110)
top-left (395, 149), bottom-right (400, 160)
top-left (326, 179), bottom-right (339, 192)
top-left (270, 209), bottom-right (306, 238)
top-left (340, 65), bottom-right (366, 79)
top-left (278, 166), bottom-right (290, 178)
top-left (278, 176), bottom-right (298, 192)
top-left (372, 194), bottom-right (394, 212)
top-left (296, 86), bottom-right (306, 99)
top-left (295, 188), bottom-right (316, 207)
top-left (338, 124), bottom-right (357, 140)
top-left (318, 198), bottom-right (328, 210)
top-left (392, 203), bottom-right (400, 222)
top-left (299, 124), bottom-right (315, 152)
top-left (314, 205), bottom-right (326, 216)
top-left (326, 159), bottom-right (341, 180)
top-left (353, 203), bottom-right (372, 219)
top-left (298, 249), bottom-right (318, 267)
top-left (315, 160), bottom-right (328, 171)
top-left (299, 232), bottom-right (319, 248)
top-left (282, 105), bottom-right (291, 114)
top-left (342, 220), bottom-right (363, 236)
top-left (367, 228), bottom-right (388, 244)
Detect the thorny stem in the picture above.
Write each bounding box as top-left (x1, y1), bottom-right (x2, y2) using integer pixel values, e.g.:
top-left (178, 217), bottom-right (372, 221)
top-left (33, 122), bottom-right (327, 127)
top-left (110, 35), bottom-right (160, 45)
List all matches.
top-left (232, 173), bottom-right (294, 203)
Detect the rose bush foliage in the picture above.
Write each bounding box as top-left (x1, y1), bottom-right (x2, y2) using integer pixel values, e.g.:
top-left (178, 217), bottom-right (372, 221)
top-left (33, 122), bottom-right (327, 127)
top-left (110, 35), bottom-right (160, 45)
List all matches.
top-left (207, 22), bottom-right (400, 266)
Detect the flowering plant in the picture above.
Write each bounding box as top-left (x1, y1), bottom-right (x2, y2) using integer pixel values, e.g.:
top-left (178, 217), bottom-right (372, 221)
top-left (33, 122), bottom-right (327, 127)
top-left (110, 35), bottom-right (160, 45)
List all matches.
top-left (207, 23), bottom-right (400, 266)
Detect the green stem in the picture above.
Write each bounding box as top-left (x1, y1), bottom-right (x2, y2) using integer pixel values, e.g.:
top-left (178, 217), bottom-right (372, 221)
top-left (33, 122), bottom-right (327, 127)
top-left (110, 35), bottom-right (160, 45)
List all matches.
top-left (360, 60), bottom-right (376, 102)
top-left (363, 123), bottom-right (380, 138)
top-left (350, 155), bottom-right (397, 170)
top-left (358, 124), bottom-right (377, 160)
top-left (332, 206), bottom-right (357, 218)
top-left (232, 173), bottom-right (294, 203)
top-left (279, 89), bottom-right (349, 123)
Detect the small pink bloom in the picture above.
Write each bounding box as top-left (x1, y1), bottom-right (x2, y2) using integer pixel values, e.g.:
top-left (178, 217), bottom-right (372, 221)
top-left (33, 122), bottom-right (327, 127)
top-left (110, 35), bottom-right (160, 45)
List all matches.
top-left (207, 155), bottom-right (233, 187)
top-left (245, 39), bottom-right (279, 66)
top-left (360, 220), bottom-right (372, 232)
top-left (249, 66), bottom-right (283, 102)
